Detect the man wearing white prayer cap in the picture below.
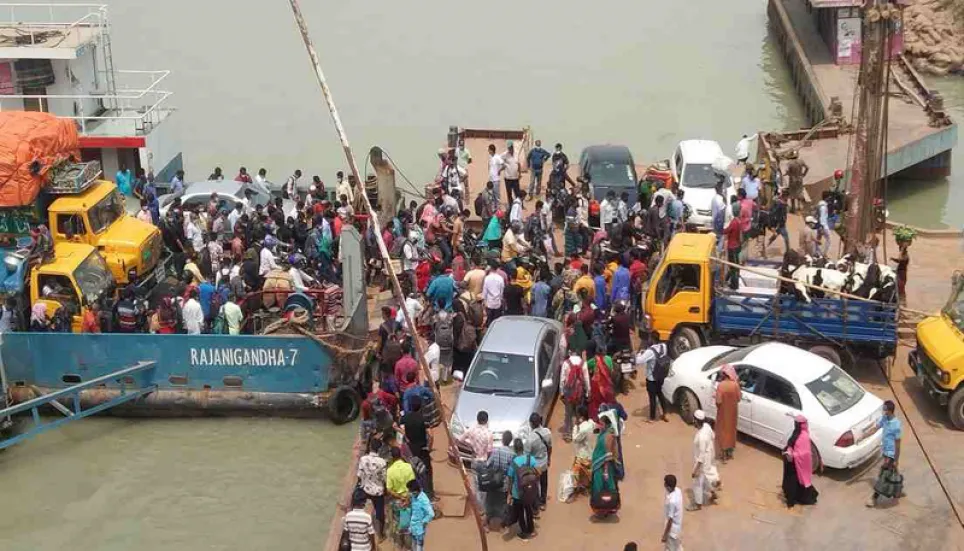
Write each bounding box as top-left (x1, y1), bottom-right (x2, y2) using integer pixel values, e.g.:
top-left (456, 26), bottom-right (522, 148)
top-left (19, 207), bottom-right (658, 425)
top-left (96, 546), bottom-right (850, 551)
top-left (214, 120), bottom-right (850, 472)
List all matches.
top-left (688, 410), bottom-right (720, 511)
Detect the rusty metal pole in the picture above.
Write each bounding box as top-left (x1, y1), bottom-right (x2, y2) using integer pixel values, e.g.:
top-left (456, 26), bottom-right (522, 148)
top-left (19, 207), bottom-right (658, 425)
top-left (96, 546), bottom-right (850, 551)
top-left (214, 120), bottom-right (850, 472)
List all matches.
top-left (284, 2), bottom-right (488, 549)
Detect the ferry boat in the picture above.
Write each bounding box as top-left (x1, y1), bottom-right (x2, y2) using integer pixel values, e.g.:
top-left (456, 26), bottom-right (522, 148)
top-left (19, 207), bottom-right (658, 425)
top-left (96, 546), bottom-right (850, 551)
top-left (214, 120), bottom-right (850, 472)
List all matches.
top-left (0, 3), bottom-right (180, 182)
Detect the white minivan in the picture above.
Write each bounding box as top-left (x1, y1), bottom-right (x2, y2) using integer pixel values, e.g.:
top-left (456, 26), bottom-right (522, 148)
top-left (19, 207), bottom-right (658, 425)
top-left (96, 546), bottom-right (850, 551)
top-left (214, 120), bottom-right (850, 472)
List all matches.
top-left (670, 140), bottom-right (738, 230)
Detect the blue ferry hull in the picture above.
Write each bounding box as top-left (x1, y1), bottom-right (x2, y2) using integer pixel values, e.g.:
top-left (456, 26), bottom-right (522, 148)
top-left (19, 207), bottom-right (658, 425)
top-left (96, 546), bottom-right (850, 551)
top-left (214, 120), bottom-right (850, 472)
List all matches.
top-left (2, 333), bottom-right (353, 418)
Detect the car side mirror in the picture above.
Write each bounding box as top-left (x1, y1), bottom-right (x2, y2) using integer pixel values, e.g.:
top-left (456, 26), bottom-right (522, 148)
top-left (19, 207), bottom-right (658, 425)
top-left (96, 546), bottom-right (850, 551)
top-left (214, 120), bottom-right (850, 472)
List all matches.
top-left (541, 378), bottom-right (554, 390)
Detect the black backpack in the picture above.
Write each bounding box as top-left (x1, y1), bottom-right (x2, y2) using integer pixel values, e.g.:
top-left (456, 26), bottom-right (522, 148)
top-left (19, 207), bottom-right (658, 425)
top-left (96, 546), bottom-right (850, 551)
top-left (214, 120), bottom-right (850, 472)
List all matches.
top-left (652, 344), bottom-right (671, 381)
top-left (516, 455), bottom-right (541, 506)
top-left (474, 193), bottom-right (488, 218)
top-left (478, 462), bottom-right (506, 492)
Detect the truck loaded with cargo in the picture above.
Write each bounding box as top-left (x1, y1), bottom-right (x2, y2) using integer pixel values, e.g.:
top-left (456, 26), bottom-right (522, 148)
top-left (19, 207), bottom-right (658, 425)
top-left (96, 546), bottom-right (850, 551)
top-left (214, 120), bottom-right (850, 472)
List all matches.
top-left (0, 112), bottom-right (167, 314)
top-left (642, 233), bottom-right (899, 367)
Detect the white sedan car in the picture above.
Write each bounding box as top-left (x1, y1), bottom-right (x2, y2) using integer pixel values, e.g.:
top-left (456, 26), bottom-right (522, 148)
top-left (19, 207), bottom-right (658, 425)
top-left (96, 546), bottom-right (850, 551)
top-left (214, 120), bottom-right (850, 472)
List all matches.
top-left (661, 342), bottom-right (884, 470)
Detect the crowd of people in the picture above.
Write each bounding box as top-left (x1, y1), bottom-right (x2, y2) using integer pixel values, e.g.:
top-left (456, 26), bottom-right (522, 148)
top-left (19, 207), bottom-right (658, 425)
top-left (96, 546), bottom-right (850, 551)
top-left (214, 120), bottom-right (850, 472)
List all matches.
top-left (22, 166), bottom-right (361, 336)
top-left (337, 136), bottom-right (914, 551)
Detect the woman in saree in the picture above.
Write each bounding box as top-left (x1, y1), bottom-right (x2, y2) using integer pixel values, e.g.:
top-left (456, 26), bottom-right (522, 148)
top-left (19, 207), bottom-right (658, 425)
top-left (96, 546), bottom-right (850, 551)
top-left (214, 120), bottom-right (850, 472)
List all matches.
top-left (482, 210), bottom-right (503, 250)
top-left (589, 412), bottom-right (622, 518)
top-left (587, 341), bottom-right (616, 422)
top-left (782, 415), bottom-right (819, 507)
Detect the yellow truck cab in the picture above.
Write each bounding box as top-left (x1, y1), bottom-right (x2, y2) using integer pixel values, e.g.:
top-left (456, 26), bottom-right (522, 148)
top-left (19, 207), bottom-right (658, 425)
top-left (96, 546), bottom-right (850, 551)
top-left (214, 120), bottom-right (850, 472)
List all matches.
top-left (911, 271), bottom-right (964, 428)
top-left (29, 242), bottom-right (116, 333)
top-left (643, 232), bottom-right (714, 355)
top-left (46, 180), bottom-right (166, 288)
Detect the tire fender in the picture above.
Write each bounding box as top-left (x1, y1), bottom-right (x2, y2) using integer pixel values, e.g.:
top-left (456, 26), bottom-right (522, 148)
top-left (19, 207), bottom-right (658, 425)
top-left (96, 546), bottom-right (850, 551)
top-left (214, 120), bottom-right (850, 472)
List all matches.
top-left (328, 385), bottom-right (361, 425)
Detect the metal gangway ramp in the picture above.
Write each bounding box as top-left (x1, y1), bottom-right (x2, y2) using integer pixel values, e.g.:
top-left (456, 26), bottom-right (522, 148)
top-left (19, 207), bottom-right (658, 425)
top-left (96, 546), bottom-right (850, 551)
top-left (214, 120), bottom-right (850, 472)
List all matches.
top-left (0, 361), bottom-right (156, 450)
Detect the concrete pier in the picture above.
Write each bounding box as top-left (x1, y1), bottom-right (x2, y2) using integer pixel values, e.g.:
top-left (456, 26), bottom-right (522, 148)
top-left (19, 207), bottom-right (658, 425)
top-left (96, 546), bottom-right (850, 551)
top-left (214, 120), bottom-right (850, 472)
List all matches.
top-left (763, 0), bottom-right (957, 196)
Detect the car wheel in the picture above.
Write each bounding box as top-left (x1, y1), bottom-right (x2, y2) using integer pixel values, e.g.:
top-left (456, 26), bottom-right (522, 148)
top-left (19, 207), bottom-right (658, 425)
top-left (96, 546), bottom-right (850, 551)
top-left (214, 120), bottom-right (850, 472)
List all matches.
top-left (810, 441), bottom-right (823, 474)
top-left (808, 345), bottom-right (842, 367)
top-left (671, 327), bottom-right (701, 358)
top-left (948, 389), bottom-right (964, 430)
top-left (678, 388), bottom-right (701, 425)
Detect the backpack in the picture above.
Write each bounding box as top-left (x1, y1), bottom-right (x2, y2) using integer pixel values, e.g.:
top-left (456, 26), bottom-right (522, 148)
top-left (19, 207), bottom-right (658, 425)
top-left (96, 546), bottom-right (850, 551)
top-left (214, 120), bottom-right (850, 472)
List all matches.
top-left (652, 344), bottom-right (671, 381)
top-left (474, 193), bottom-right (488, 218)
top-left (478, 462), bottom-right (506, 492)
top-left (456, 315), bottom-right (477, 352)
top-left (516, 455), bottom-right (541, 506)
top-left (370, 396), bottom-right (393, 432)
top-left (524, 214), bottom-right (541, 243)
top-left (561, 358), bottom-right (586, 404)
top-left (435, 310), bottom-right (454, 349)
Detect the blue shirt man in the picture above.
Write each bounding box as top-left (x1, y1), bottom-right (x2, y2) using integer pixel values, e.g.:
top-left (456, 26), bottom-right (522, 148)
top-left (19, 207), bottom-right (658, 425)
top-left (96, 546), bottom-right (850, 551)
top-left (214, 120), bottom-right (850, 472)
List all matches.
top-left (407, 483), bottom-right (435, 542)
top-left (527, 145), bottom-right (551, 176)
top-left (610, 265), bottom-right (631, 303)
top-left (593, 273), bottom-right (609, 312)
top-left (878, 411), bottom-right (902, 459)
top-left (426, 272), bottom-right (456, 311)
top-left (530, 279), bottom-right (551, 317)
top-left (198, 280), bottom-right (216, 320)
top-left (403, 384), bottom-right (434, 414)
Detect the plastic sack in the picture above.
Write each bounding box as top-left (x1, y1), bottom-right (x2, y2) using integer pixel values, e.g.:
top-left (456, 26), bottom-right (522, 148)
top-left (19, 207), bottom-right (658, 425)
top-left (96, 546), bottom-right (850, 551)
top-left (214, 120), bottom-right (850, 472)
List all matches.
top-left (557, 470), bottom-right (576, 503)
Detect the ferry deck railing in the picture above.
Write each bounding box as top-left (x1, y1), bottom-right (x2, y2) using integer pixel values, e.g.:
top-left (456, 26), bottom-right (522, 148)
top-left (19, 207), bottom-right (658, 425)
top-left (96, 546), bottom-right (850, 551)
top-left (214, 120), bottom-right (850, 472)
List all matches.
top-left (0, 3), bottom-right (107, 50)
top-left (0, 69), bottom-right (174, 136)
top-left (0, 360), bottom-right (156, 450)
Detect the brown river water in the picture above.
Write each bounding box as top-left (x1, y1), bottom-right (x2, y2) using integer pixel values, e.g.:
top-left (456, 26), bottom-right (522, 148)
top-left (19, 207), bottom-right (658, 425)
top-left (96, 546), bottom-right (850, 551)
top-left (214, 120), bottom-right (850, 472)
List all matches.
top-left (1, 1), bottom-right (962, 550)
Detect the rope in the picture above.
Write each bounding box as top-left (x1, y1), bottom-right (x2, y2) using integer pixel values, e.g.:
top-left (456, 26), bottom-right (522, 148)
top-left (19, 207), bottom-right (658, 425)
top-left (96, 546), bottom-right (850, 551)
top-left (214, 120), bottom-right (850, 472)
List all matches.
top-left (261, 308), bottom-right (376, 356)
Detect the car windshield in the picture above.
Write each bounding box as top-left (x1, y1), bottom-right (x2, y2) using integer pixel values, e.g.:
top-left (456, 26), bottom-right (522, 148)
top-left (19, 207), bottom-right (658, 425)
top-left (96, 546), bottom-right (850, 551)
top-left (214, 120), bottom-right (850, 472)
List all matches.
top-left (88, 190), bottom-right (125, 233)
top-left (682, 163), bottom-right (721, 188)
top-left (464, 352), bottom-right (535, 396)
top-left (942, 275), bottom-right (964, 332)
top-left (589, 161), bottom-right (635, 187)
top-left (806, 366), bottom-right (865, 415)
top-left (701, 344), bottom-right (765, 371)
top-left (73, 252), bottom-right (113, 303)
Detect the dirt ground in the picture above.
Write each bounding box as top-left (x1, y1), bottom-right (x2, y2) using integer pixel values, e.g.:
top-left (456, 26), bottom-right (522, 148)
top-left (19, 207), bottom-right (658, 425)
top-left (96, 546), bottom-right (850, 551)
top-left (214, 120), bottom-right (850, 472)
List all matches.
top-left (408, 215), bottom-right (964, 551)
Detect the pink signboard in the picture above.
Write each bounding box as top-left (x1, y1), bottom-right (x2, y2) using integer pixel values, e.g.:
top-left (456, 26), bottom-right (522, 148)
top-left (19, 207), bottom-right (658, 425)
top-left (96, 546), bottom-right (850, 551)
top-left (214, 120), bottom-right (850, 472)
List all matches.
top-left (0, 63), bottom-right (14, 95)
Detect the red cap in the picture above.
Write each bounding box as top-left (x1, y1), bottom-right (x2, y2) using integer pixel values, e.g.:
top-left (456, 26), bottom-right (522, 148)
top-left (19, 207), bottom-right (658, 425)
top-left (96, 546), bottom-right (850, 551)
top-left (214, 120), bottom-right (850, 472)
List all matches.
top-left (833, 169), bottom-right (844, 180)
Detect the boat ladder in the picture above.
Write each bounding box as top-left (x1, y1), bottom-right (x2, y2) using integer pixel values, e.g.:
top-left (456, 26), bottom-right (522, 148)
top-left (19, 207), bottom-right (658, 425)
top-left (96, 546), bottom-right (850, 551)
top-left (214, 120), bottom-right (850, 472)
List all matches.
top-left (0, 361), bottom-right (157, 450)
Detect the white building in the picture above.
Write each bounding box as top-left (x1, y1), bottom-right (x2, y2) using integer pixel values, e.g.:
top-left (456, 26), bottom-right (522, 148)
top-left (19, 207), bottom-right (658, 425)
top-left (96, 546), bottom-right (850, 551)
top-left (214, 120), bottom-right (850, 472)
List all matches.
top-left (0, 3), bottom-right (178, 182)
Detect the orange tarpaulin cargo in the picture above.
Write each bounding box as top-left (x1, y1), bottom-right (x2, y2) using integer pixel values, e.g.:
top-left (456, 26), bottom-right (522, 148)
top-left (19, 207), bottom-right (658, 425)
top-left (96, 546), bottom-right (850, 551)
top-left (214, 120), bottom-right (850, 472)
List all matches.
top-left (0, 112), bottom-right (80, 207)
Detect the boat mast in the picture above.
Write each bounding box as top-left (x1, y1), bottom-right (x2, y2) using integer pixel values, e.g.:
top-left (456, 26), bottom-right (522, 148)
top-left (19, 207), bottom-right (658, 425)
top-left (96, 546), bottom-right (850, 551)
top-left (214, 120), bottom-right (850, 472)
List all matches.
top-left (284, 2), bottom-right (489, 549)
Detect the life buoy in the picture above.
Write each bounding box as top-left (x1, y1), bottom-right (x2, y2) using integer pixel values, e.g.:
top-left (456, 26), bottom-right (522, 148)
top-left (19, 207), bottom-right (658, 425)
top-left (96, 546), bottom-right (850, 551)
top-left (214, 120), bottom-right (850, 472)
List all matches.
top-left (328, 385), bottom-right (361, 425)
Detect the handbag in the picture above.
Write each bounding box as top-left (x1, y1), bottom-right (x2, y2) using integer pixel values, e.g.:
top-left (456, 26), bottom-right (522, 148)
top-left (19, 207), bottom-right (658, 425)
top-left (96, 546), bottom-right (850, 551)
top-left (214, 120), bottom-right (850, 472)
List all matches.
top-left (590, 489), bottom-right (621, 512)
top-left (873, 466), bottom-right (904, 499)
top-left (338, 529), bottom-right (352, 551)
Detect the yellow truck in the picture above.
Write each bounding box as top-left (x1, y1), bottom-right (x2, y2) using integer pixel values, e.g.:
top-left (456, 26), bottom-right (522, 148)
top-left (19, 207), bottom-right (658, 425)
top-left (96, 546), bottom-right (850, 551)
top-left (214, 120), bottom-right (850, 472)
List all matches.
top-left (642, 233), bottom-right (899, 364)
top-left (910, 271), bottom-right (964, 429)
top-left (0, 171), bottom-right (167, 289)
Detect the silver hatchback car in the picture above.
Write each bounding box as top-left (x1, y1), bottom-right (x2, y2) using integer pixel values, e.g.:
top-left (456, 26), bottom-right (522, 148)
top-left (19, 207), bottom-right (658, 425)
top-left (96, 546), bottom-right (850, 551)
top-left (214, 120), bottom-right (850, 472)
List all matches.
top-left (450, 316), bottom-right (564, 463)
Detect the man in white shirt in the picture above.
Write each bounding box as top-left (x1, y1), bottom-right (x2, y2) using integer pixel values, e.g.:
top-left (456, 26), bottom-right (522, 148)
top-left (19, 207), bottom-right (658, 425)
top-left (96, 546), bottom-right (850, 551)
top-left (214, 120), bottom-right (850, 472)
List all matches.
top-left (228, 202), bottom-right (243, 234)
top-left (255, 168), bottom-right (269, 186)
top-left (259, 244), bottom-right (280, 277)
top-left (402, 233), bottom-right (419, 293)
top-left (600, 191), bottom-right (616, 234)
top-left (735, 133), bottom-right (758, 164)
top-left (481, 264), bottom-right (505, 326)
top-left (288, 261), bottom-right (316, 292)
top-left (487, 144), bottom-right (504, 205)
top-left (501, 141), bottom-right (521, 203)
top-left (509, 191), bottom-right (526, 224)
top-left (396, 293), bottom-right (424, 334)
top-left (662, 474), bottom-right (684, 551)
top-left (222, 295), bottom-right (243, 335)
top-left (336, 170), bottom-right (354, 203)
top-left (182, 289), bottom-right (204, 335)
top-left (284, 170), bottom-right (302, 200)
top-left (456, 138), bottom-right (472, 169)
